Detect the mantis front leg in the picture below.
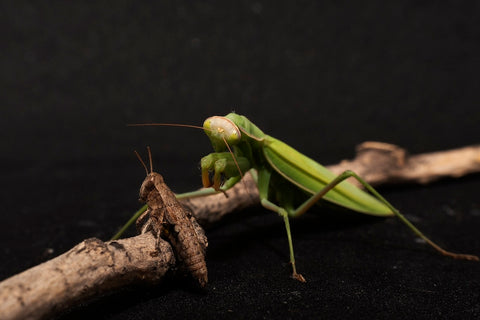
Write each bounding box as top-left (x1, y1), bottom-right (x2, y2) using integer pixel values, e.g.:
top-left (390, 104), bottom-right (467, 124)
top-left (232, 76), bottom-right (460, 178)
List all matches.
top-left (112, 204), bottom-right (148, 240)
top-left (200, 152), bottom-right (250, 190)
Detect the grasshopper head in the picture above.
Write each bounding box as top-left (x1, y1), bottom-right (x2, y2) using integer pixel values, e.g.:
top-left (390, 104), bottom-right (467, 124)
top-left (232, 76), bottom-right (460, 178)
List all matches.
top-left (203, 116), bottom-right (242, 152)
top-left (138, 172), bottom-right (159, 202)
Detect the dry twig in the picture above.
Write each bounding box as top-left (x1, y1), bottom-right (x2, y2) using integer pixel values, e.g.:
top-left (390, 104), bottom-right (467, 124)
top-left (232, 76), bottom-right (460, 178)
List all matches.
top-left (1, 142), bottom-right (479, 320)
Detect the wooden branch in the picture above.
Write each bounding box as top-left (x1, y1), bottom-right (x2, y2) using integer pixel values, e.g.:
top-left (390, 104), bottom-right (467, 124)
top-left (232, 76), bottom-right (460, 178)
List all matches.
top-left (1, 142), bottom-right (480, 320)
top-left (0, 234), bottom-right (175, 320)
top-left (326, 142), bottom-right (480, 186)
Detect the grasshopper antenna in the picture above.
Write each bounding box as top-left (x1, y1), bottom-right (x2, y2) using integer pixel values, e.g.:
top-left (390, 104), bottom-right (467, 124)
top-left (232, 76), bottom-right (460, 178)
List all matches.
top-left (146, 146), bottom-right (153, 173)
top-left (134, 150), bottom-right (149, 176)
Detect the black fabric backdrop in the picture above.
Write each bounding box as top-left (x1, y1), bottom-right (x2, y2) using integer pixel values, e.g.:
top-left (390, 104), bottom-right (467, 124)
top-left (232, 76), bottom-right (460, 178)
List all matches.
top-left (1, 2), bottom-right (479, 319)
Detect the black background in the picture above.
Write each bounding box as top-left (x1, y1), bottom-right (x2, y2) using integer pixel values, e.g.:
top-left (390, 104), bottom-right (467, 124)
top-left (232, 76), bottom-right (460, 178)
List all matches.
top-left (1, 2), bottom-right (479, 319)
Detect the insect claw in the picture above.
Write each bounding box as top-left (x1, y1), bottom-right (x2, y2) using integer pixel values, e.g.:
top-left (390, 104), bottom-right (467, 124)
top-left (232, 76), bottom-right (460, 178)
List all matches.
top-left (220, 189), bottom-right (229, 198)
top-left (292, 272), bottom-right (306, 283)
top-left (444, 252), bottom-right (479, 261)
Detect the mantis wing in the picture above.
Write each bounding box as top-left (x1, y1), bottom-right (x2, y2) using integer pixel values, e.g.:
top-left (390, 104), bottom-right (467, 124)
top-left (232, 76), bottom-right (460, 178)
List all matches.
top-left (263, 136), bottom-right (394, 217)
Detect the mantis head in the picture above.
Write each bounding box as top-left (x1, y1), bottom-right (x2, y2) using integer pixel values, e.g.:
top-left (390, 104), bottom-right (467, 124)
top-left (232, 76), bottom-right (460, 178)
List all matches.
top-left (203, 116), bottom-right (241, 152)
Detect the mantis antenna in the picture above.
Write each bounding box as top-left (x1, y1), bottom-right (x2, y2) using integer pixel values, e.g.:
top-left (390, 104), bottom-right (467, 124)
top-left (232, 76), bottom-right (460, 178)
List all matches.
top-left (221, 136), bottom-right (243, 179)
top-left (128, 123), bottom-right (207, 130)
top-left (128, 122), bottom-right (246, 182)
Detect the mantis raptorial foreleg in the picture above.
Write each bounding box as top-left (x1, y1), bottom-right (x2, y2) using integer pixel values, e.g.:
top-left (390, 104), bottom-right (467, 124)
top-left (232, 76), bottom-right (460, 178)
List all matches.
top-left (201, 152), bottom-right (250, 190)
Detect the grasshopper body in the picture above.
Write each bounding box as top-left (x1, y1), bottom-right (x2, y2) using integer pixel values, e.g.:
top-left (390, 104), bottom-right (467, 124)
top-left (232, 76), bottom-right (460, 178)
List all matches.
top-left (136, 149), bottom-right (208, 287)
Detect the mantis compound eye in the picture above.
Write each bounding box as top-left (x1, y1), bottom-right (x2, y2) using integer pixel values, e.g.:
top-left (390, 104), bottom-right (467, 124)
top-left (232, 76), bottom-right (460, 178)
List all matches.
top-left (203, 116), bottom-right (241, 146)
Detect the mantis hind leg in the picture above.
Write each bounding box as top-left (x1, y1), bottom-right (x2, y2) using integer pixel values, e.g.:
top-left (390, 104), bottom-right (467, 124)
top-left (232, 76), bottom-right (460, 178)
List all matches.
top-left (292, 170), bottom-right (479, 261)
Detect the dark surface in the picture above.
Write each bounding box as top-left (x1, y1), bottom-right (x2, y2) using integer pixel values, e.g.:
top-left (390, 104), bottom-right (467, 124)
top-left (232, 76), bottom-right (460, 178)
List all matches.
top-left (1, 2), bottom-right (479, 319)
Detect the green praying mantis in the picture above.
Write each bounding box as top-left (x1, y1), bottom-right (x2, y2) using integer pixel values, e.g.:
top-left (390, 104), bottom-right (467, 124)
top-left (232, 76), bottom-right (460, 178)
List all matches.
top-left (113, 112), bottom-right (479, 282)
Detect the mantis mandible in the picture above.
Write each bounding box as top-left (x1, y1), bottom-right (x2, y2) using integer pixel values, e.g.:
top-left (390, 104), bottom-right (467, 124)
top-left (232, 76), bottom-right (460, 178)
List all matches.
top-left (113, 112), bottom-right (479, 282)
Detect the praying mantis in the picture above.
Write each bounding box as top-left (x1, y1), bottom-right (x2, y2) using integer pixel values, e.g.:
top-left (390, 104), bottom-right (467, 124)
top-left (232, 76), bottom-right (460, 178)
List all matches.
top-left (113, 112), bottom-right (479, 282)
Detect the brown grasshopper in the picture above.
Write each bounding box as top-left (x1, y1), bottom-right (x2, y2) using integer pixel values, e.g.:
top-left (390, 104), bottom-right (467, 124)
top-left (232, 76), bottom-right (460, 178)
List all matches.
top-left (134, 147), bottom-right (208, 287)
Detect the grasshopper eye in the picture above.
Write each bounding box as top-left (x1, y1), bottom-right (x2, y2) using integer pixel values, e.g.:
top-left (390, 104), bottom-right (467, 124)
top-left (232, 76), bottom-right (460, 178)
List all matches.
top-left (203, 116), bottom-right (241, 145)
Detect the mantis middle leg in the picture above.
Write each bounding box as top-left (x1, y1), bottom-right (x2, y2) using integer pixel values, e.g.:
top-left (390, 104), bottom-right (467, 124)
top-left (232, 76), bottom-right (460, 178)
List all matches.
top-left (257, 168), bottom-right (306, 282)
